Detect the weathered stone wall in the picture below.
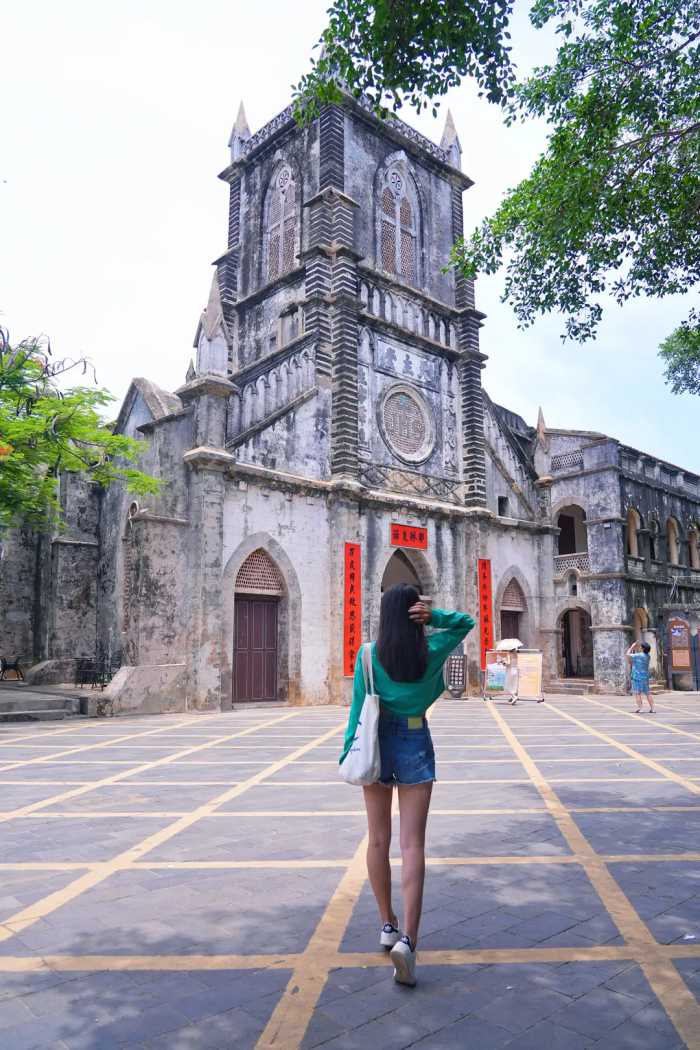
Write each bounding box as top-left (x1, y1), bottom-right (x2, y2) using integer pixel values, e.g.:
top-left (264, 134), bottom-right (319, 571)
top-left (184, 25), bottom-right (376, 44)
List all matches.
top-left (345, 112), bottom-right (457, 305)
top-left (0, 525), bottom-right (37, 664)
top-left (483, 398), bottom-right (539, 520)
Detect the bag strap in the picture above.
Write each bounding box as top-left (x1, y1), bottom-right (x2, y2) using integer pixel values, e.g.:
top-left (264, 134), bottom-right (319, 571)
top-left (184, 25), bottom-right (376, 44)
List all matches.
top-left (361, 643), bottom-right (375, 696)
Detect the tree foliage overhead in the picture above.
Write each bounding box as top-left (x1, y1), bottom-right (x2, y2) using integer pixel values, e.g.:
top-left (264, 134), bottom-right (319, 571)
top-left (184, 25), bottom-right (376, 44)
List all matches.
top-left (0, 329), bottom-right (160, 532)
top-left (296, 0), bottom-right (700, 391)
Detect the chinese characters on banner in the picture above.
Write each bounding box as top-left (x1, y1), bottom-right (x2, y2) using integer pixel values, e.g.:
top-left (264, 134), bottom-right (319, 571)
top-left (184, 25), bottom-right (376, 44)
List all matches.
top-left (477, 559), bottom-right (493, 670)
top-left (343, 543), bottom-right (362, 676)
top-left (390, 523), bottom-right (428, 549)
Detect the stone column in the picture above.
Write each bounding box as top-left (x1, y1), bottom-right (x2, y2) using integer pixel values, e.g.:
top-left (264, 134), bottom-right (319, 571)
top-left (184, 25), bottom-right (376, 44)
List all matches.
top-left (452, 187), bottom-right (488, 508)
top-left (533, 477), bottom-right (560, 684)
top-left (304, 141), bottom-right (361, 478)
top-left (177, 375), bottom-right (237, 710)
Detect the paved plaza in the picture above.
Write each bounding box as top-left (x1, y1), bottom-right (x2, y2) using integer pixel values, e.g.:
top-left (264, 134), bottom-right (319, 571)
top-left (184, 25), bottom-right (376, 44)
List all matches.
top-left (1, 695), bottom-right (700, 1049)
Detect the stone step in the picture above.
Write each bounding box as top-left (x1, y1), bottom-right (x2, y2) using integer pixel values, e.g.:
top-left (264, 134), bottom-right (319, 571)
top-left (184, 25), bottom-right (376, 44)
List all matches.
top-left (0, 709), bottom-right (67, 722)
top-left (0, 696), bottom-right (79, 715)
top-left (546, 680), bottom-right (596, 695)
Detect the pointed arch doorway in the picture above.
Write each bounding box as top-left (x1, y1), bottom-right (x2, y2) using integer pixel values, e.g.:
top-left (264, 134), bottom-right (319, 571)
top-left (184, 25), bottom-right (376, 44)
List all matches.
top-left (233, 549), bottom-right (284, 703)
top-left (381, 549), bottom-right (423, 593)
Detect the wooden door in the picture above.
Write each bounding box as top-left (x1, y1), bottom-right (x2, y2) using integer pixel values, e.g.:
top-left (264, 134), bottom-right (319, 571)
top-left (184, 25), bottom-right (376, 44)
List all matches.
top-left (234, 596), bottom-right (278, 702)
top-left (500, 610), bottom-right (520, 640)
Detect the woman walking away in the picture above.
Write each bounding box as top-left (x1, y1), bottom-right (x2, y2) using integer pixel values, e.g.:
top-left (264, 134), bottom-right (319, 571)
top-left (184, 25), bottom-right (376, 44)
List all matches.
top-left (627, 641), bottom-right (655, 713)
top-left (340, 584), bottom-right (474, 986)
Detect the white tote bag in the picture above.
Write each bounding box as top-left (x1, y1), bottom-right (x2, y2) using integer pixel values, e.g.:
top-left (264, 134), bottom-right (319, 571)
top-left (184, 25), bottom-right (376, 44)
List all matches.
top-left (340, 643), bottom-right (381, 786)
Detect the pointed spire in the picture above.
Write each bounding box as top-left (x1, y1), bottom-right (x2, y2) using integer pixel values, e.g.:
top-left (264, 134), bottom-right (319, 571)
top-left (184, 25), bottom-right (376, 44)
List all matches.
top-left (185, 359), bottom-right (196, 383)
top-left (440, 109), bottom-right (462, 169)
top-left (536, 406), bottom-right (547, 446)
top-left (228, 100), bottom-right (251, 162)
top-left (202, 271), bottom-right (225, 341)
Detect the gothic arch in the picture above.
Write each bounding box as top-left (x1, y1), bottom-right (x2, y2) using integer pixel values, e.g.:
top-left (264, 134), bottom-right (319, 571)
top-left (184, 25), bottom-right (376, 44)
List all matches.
top-left (494, 566), bottom-right (534, 645)
top-left (368, 546), bottom-right (438, 641)
top-left (626, 507), bottom-right (643, 557)
top-left (260, 156), bottom-right (302, 285)
top-left (373, 151), bottom-right (427, 287)
top-left (221, 532), bottom-right (302, 708)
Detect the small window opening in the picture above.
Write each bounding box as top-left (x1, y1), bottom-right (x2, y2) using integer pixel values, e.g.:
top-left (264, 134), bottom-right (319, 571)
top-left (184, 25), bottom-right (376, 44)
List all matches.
top-left (498, 496), bottom-right (510, 517)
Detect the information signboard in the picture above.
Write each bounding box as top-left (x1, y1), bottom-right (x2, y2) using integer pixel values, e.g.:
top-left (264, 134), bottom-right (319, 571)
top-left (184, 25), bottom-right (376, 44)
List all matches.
top-left (669, 618), bottom-right (691, 670)
top-left (515, 650), bottom-right (544, 701)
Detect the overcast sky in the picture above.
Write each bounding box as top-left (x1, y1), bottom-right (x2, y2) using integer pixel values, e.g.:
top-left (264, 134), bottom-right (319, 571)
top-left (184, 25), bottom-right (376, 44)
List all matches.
top-left (2, 0), bottom-right (697, 470)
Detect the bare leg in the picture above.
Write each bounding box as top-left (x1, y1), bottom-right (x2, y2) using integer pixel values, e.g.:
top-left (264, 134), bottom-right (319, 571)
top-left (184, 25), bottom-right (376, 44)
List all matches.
top-left (397, 781), bottom-right (433, 946)
top-left (633, 690), bottom-right (642, 711)
top-left (646, 689), bottom-right (655, 712)
top-left (362, 783), bottom-right (396, 926)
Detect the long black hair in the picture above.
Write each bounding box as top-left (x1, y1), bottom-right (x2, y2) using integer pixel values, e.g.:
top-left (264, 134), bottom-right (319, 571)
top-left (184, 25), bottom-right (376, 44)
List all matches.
top-left (376, 583), bottom-right (428, 682)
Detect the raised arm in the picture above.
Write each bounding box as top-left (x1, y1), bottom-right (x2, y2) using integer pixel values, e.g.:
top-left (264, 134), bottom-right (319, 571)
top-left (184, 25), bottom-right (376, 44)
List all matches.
top-left (423, 608), bottom-right (476, 666)
top-left (626, 641), bottom-right (638, 662)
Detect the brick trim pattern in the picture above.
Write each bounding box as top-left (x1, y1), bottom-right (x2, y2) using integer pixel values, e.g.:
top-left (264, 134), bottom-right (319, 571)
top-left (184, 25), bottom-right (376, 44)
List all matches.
top-left (452, 187), bottom-right (487, 507)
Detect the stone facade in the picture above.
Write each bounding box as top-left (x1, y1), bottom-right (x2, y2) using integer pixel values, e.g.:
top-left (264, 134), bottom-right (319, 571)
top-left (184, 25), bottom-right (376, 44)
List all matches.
top-left (2, 96), bottom-right (699, 704)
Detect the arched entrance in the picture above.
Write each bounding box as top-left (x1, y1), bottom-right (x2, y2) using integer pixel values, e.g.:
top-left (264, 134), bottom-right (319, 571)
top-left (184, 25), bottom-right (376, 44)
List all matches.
top-left (500, 577), bottom-right (527, 643)
top-left (233, 548), bottom-right (284, 702)
top-left (381, 549), bottom-right (423, 592)
top-left (560, 608), bottom-right (594, 678)
top-left (633, 607), bottom-right (649, 642)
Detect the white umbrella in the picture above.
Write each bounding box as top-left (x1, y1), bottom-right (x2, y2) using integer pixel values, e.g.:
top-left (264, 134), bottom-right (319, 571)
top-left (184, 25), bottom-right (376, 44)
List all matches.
top-left (496, 638), bottom-right (524, 651)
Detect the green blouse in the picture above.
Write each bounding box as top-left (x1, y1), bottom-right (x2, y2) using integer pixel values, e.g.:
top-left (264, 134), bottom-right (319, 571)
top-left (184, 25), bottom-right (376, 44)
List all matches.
top-left (340, 609), bottom-right (476, 764)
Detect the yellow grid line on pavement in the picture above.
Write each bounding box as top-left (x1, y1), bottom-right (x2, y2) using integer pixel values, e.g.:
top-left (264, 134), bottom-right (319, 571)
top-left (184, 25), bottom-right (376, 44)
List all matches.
top-left (0, 715), bottom-right (230, 773)
top-left (545, 703), bottom-right (700, 797)
top-left (0, 712), bottom-right (306, 824)
top-left (518, 703), bottom-right (700, 1047)
top-left (0, 775), bottom-right (674, 788)
top-left (3, 849), bottom-right (700, 875)
top-left (1, 941), bottom-right (700, 976)
top-left (3, 701), bottom-right (700, 1049)
top-left (0, 716), bottom-right (344, 946)
top-left (7, 805), bottom-right (700, 821)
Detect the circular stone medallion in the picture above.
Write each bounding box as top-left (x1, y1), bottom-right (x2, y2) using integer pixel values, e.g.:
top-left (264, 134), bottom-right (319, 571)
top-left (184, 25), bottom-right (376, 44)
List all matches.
top-left (378, 384), bottom-right (435, 464)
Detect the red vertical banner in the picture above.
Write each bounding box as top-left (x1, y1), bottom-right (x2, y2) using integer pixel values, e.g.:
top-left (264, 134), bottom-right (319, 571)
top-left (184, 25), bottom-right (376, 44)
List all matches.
top-left (478, 558), bottom-right (493, 670)
top-left (343, 543), bottom-right (362, 676)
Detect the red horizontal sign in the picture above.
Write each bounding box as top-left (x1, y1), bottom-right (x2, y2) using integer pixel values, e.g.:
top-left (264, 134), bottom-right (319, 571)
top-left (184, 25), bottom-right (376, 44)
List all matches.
top-left (390, 523), bottom-right (428, 549)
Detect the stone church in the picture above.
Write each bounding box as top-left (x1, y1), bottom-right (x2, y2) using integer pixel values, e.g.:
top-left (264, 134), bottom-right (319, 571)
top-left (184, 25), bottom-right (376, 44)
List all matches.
top-left (3, 95), bottom-right (700, 711)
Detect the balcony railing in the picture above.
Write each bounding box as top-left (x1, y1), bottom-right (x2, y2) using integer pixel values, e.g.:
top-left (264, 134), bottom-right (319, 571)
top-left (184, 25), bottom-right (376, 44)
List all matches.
top-left (627, 556), bottom-right (645, 576)
top-left (554, 552), bottom-right (590, 576)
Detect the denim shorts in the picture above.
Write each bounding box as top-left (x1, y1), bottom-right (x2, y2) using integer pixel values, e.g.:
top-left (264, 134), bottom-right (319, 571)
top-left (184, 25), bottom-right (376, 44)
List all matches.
top-left (377, 709), bottom-right (436, 786)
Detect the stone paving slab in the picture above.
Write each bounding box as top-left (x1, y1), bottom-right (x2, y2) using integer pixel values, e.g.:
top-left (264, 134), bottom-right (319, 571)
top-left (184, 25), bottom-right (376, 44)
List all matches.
top-left (0, 696), bottom-right (699, 1048)
top-left (572, 810), bottom-right (700, 855)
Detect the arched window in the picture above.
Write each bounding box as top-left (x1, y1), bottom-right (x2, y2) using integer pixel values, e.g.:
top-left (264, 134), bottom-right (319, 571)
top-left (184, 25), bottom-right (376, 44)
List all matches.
top-left (500, 577), bottom-right (527, 643)
top-left (626, 507), bottom-right (642, 558)
top-left (689, 525), bottom-right (700, 570)
top-left (379, 168), bottom-right (417, 283)
top-left (235, 548), bottom-right (284, 595)
top-left (667, 517), bottom-right (680, 565)
top-left (556, 505), bottom-right (588, 555)
top-left (265, 165), bottom-right (297, 283)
